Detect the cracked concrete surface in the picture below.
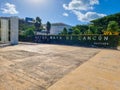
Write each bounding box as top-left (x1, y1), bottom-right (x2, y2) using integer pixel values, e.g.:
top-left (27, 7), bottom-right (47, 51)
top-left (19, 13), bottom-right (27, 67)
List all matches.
top-left (0, 43), bottom-right (100, 90)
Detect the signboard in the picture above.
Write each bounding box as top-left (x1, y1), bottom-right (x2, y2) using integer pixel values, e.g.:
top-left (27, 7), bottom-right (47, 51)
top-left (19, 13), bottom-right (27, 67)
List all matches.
top-left (34, 35), bottom-right (119, 48)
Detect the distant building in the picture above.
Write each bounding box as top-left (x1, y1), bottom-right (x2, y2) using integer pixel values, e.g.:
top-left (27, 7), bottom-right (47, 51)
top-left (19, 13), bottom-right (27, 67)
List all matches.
top-left (43, 23), bottom-right (71, 35)
top-left (25, 17), bottom-right (34, 23)
top-left (36, 30), bottom-right (47, 35)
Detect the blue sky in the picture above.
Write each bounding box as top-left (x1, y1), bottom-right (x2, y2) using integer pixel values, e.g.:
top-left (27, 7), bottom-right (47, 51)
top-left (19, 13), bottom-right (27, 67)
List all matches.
top-left (0, 0), bottom-right (120, 26)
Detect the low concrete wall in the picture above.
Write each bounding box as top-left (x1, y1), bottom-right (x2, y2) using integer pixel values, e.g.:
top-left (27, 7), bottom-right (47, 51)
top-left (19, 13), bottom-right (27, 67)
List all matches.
top-left (33, 35), bottom-right (119, 48)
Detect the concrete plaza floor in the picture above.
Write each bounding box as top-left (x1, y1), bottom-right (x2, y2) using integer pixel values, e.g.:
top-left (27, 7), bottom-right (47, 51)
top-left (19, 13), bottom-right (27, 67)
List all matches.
top-left (0, 43), bottom-right (100, 90)
top-left (48, 49), bottom-right (120, 90)
top-left (0, 43), bottom-right (120, 90)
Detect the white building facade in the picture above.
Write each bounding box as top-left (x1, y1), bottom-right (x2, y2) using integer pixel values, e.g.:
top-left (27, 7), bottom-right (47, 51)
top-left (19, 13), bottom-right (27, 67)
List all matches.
top-left (36, 23), bottom-right (72, 35)
top-left (50, 23), bottom-right (71, 35)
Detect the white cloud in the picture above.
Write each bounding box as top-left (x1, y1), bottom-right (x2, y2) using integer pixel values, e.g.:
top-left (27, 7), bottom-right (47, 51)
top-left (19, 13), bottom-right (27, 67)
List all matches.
top-left (73, 11), bottom-right (106, 22)
top-left (63, 0), bottom-right (99, 11)
top-left (63, 0), bottom-right (106, 22)
top-left (1, 3), bottom-right (19, 14)
top-left (63, 12), bottom-right (69, 17)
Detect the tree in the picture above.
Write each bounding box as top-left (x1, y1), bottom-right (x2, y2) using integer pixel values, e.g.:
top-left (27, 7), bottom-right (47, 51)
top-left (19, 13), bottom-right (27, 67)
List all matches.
top-left (72, 25), bottom-right (89, 34)
top-left (88, 25), bottom-right (96, 34)
top-left (61, 28), bottom-right (68, 35)
top-left (107, 21), bottom-right (119, 32)
top-left (24, 28), bottom-right (34, 37)
top-left (85, 29), bottom-right (93, 34)
top-left (68, 28), bottom-right (73, 35)
top-left (46, 21), bottom-right (51, 34)
top-left (36, 17), bottom-right (41, 22)
top-left (87, 24), bottom-right (103, 34)
top-left (34, 17), bottom-right (42, 32)
top-left (73, 29), bottom-right (80, 34)
top-left (91, 13), bottom-right (120, 32)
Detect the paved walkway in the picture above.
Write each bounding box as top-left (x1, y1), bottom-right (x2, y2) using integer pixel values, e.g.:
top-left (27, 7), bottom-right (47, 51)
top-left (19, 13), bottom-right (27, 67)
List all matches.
top-left (48, 50), bottom-right (120, 90)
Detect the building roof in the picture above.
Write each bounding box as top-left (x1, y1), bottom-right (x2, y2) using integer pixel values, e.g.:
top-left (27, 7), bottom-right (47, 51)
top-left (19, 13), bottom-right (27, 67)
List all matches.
top-left (0, 17), bottom-right (10, 20)
top-left (52, 23), bottom-right (70, 26)
top-left (43, 23), bottom-right (71, 27)
top-left (0, 16), bottom-right (19, 20)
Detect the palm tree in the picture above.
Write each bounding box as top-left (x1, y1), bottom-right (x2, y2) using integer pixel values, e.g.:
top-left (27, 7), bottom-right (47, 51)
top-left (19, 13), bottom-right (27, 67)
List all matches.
top-left (46, 21), bottom-right (51, 34)
top-left (34, 17), bottom-right (42, 35)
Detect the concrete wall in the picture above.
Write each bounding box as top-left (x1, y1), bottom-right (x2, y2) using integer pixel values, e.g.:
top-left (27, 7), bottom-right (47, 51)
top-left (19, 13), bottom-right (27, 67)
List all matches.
top-left (0, 19), bottom-right (9, 43)
top-left (0, 17), bottom-right (19, 45)
top-left (10, 17), bottom-right (19, 45)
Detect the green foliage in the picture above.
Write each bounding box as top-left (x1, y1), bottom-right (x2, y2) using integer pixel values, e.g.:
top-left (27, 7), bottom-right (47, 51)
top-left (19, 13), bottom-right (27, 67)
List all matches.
top-left (68, 28), bottom-right (73, 35)
top-left (85, 29), bottom-right (93, 34)
top-left (71, 24), bottom-right (101, 35)
top-left (34, 17), bottom-right (42, 31)
top-left (60, 27), bottom-right (68, 35)
top-left (88, 25), bottom-right (97, 34)
top-left (70, 13), bottom-right (120, 35)
top-left (72, 25), bottom-right (88, 34)
top-left (46, 21), bottom-right (51, 34)
top-left (19, 22), bottom-right (35, 31)
top-left (107, 21), bottom-right (119, 32)
top-left (73, 29), bottom-right (80, 34)
top-left (24, 28), bottom-right (34, 37)
top-left (19, 21), bottom-right (35, 38)
top-left (91, 13), bottom-right (120, 31)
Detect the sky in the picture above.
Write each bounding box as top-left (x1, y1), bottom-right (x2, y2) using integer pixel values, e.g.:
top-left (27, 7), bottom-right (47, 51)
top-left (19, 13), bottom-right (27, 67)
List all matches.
top-left (0, 0), bottom-right (120, 26)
